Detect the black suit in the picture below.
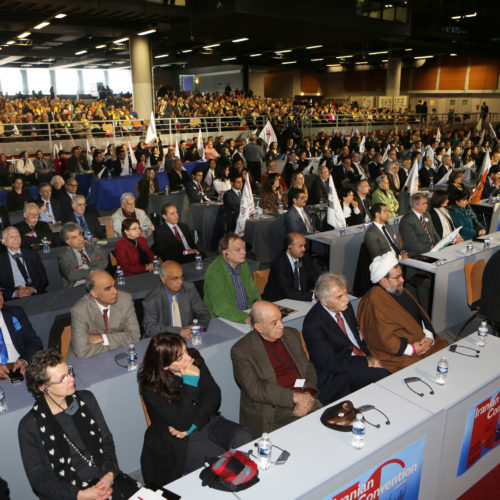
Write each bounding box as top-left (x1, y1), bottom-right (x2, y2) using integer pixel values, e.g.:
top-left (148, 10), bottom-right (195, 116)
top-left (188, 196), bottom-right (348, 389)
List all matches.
top-left (398, 168), bottom-right (409, 187)
top-left (262, 251), bottom-right (318, 302)
top-left (435, 164), bottom-right (450, 183)
top-left (169, 169), bottom-right (190, 191)
top-left (307, 176), bottom-right (329, 205)
top-left (419, 167), bottom-right (437, 188)
top-left (152, 221), bottom-right (197, 263)
top-left (63, 210), bottom-right (106, 239)
top-left (39, 197), bottom-right (64, 223)
top-left (15, 220), bottom-right (57, 248)
top-left (353, 193), bottom-right (372, 221)
top-left (368, 161), bottom-right (384, 180)
top-left (185, 180), bottom-right (210, 204)
top-left (302, 302), bottom-right (389, 405)
top-left (0, 249), bottom-right (49, 299)
top-left (483, 177), bottom-right (499, 199)
top-left (59, 190), bottom-right (77, 219)
top-left (0, 304), bottom-right (42, 363)
top-left (223, 189), bottom-right (241, 232)
top-left (137, 177), bottom-right (160, 210)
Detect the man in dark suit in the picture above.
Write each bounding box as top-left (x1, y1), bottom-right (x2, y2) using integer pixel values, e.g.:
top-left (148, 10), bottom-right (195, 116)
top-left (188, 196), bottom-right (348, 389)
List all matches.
top-left (284, 188), bottom-right (314, 235)
top-left (0, 226), bottom-right (49, 299)
top-left (418, 156), bottom-right (437, 188)
top-left (142, 260), bottom-right (210, 338)
top-left (152, 203), bottom-right (199, 263)
top-left (15, 202), bottom-right (57, 249)
top-left (307, 165), bottom-right (330, 205)
top-left (169, 158), bottom-right (190, 191)
top-left (263, 233), bottom-right (319, 302)
top-left (364, 203), bottom-right (404, 260)
top-left (353, 179), bottom-right (372, 222)
top-left (303, 272), bottom-right (389, 405)
top-left (185, 167), bottom-right (211, 203)
top-left (0, 289), bottom-right (42, 380)
top-left (59, 178), bottom-right (79, 219)
top-left (368, 152), bottom-right (384, 180)
top-left (38, 183), bottom-right (63, 224)
top-left (483, 165), bottom-right (500, 199)
top-left (223, 174), bottom-right (243, 232)
top-left (332, 157), bottom-right (359, 192)
top-left (480, 249), bottom-right (500, 335)
top-left (178, 140), bottom-right (187, 162)
top-left (435, 153), bottom-right (453, 183)
top-left (398, 158), bottom-right (412, 187)
top-left (63, 195), bottom-right (105, 239)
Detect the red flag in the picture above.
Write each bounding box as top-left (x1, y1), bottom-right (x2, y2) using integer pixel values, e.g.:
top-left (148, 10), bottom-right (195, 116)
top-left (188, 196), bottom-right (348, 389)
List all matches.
top-left (469, 169), bottom-right (488, 204)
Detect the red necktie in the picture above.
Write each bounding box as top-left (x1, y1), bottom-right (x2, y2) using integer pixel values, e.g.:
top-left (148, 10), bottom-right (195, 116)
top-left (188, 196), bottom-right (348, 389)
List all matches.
top-left (173, 225), bottom-right (183, 244)
top-left (103, 309), bottom-right (109, 334)
top-left (197, 182), bottom-right (203, 193)
top-left (79, 250), bottom-right (89, 265)
top-left (335, 313), bottom-right (366, 357)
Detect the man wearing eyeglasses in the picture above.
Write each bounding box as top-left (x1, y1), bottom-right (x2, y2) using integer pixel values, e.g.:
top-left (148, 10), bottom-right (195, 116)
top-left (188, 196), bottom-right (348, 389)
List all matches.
top-left (142, 260), bottom-right (210, 339)
top-left (63, 195), bottom-right (106, 240)
top-left (60, 178), bottom-right (79, 219)
top-left (0, 288), bottom-right (42, 380)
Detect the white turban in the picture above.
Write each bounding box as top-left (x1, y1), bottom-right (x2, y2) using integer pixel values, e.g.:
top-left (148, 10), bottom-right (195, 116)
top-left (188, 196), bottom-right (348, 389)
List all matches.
top-left (369, 251), bottom-right (399, 284)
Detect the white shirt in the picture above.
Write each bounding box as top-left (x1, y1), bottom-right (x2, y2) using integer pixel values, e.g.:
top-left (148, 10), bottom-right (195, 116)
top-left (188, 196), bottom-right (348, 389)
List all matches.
top-left (0, 311), bottom-right (21, 362)
top-left (321, 304), bottom-right (361, 355)
top-left (71, 247), bottom-right (89, 287)
top-left (167, 222), bottom-right (190, 251)
top-left (93, 299), bottom-right (110, 345)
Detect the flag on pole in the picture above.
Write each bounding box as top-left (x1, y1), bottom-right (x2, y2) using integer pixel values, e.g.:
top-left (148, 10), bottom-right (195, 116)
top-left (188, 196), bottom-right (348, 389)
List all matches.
top-left (488, 122), bottom-right (497, 141)
top-left (145, 111), bottom-right (157, 144)
top-left (404, 159), bottom-right (420, 195)
top-left (381, 143), bottom-right (391, 163)
top-left (258, 120), bottom-right (278, 147)
top-left (469, 166), bottom-right (489, 204)
top-left (86, 140), bottom-right (93, 166)
top-left (197, 128), bottom-right (206, 160)
top-left (327, 176), bottom-right (346, 229)
top-left (419, 143), bottom-right (425, 168)
top-left (235, 175), bottom-right (255, 236)
top-left (476, 119), bottom-right (483, 132)
top-left (478, 129), bottom-right (485, 147)
top-left (53, 142), bottom-right (59, 160)
top-left (435, 128), bottom-right (441, 142)
top-left (464, 130), bottom-right (471, 142)
top-left (174, 139), bottom-right (180, 159)
top-left (359, 135), bottom-right (366, 154)
top-left (436, 168), bottom-right (452, 187)
top-left (477, 150), bottom-right (491, 179)
top-left (128, 143), bottom-right (137, 168)
top-left (446, 147), bottom-right (452, 156)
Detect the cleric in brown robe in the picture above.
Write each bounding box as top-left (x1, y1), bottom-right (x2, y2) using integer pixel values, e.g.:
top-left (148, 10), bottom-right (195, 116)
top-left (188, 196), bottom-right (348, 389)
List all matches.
top-left (357, 252), bottom-right (448, 373)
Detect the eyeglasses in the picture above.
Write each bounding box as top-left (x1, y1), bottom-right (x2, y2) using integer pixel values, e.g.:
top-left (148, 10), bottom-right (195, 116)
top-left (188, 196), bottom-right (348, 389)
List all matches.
top-left (387, 273), bottom-right (404, 281)
top-left (46, 366), bottom-right (74, 385)
top-left (166, 275), bottom-right (184, 282)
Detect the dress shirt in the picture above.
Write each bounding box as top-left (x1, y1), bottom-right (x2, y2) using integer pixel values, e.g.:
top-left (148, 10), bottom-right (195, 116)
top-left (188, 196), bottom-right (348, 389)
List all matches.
top-left (93, 299), bottom-right (110, 345)
top-left (320, 304), bottom-right (361, 355)
top-left (39, 199), bottom-right (55, 223)
top-left (8, 250), bottom-right (31, 291)
top-left (71, 247), bottom-right (89, 286)
top-left (166, 222), bottom-right (190, 250)
top-left (373, 222), bottom-right (398, 250)
top-left (225, 261), bottom-right (248, 311)
top-left (295, 206), bottom-right (313, 232)
top-left (358, 196), bottom-right (371, 222)
top-left (0, 311), bottom-right (20, 362)
top-left (403, 322), bottom-right (435, 356)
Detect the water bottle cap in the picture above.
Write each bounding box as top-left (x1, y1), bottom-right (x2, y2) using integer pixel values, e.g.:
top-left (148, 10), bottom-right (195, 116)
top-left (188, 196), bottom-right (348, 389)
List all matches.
top-left (262, 433), bottom-right (269, 438)
top-left (193, 319), bottom-right (198, 324)
top-left (128, 344), bottom-right (135, 348)
top-left (355, 413), bottom-right (363, 420)
top-left (481, 321), bottom-right (487, 326)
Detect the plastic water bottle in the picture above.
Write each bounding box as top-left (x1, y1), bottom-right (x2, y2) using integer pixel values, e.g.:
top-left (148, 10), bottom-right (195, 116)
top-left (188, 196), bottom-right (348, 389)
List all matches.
top-left (86, 233), bottom-right (93, 243)
top-left (42, 237), bottom-right (50, 254)
top-left (477, 321), bottom-right (488, 347)
top-left (429, 177), bottom-right (434, 191)
top-left (351, 414), bottom-right (365, 449)
top-left (195, 252), bottom-right (203, 270)
top-left (435, 357), bottom-right (448, 385)
top-left (116, 266), bottom-right (125, 286)
top-left (152, 256), bottom-right (160, 274)
top-left (339, 226), bottom-right (346, 236)
top-left (0, 386), bottom-right (7, 415)
top-left (127, 344), bottom-right (138, 371)
top-left (191, 319), bottom-right (202, 346)
top-left (278, 203), bottom-right (284, 214)
top-left (483, 238), bottom-right (491, 249)
top-left (165, 184), bottom-right (170, 195)
top-left (257, 433), bottom-right (272, 471)
top-left (141, 226), bottom-right (148, 238)
top-left (466, 243), bottom-right (474, 255)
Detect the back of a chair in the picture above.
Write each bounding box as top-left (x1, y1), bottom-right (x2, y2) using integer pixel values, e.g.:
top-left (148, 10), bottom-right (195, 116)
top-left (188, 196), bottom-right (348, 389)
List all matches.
top-left (464, 259), bottom-right (485, 307)
top-left (105, 219), bottom-right (114, 239)
top-left (109, 251), bottom-right (117, 267)
top-left (140, 394), bottom-right (152, 427)
top-left (253, 269), bottom-right (270, 295)
top-left (61, 326), bottom-right (72, 360)
top-left (299, 330), bottom-right (310, 360)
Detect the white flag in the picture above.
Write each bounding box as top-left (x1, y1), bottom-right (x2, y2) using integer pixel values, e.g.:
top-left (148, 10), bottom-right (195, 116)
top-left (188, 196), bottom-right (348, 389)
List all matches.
top-left (435, 128), bottom-right (441, 142)
top-left (488, 122), bottom-right (497, 141)
top-left (53, 142), bottom-right (59, 160)
top-left (86, 139), bottom-right (93, 166)
top-left (464, 130), bottom-right (471, 142)
top-left (477, 151), bottom-right (491, 179)
top-left (258, 120), bottom-right (277, 147)
top-left (476, 119), bottom-right (483, 132)
top-left (128, 142), bottom-right (137, 168)
top-left (235, 175), bottom-right (255, 236)
top-left (430, 226), bottom-right (462, 252)
top-left (359, 135), bottom-right (366, 154)
top-left (446, 147), bottom-right (452, 156)
top-left (197, 128), bottom-right (205, 160)
top-left (327, 176), bottom-right (346, 229)
top-left (381, 143), bottom-right (391, 163)
top-left (404, 159), bottom-right (419, 195)
top-left (478, 129), bottom-right (485, 147)
top-left (436, 168), bottom-right (452, 186)
top-left (174, 139), bottom-right (180, 159)
top-left (145, 112), bottom-right (157, 144)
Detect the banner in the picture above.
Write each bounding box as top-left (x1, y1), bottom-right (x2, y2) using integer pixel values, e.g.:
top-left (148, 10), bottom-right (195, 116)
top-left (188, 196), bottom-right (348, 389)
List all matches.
top-left (457, 389), bottom-right (500, 476)
top-left (324, 437), bottom-right (426, 500)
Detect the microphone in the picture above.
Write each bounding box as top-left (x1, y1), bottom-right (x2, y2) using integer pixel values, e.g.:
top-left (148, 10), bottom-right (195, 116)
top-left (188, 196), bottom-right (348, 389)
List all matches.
top-left (404, 377), bottom-right (434, 397)
top-left (449, 345), bottom-right (480, 358)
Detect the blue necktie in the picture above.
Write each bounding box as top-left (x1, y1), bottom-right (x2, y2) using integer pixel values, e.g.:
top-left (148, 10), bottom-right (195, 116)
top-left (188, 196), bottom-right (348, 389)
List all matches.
top-left (0, 326), bottom-right (9, 364)
top-left (78, 215), bottom-right (89, 234)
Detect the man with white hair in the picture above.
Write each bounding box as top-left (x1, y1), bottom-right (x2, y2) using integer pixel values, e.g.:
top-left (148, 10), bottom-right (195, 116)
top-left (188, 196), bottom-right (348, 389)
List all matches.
top-left (15, 202), bottom-right (56, 249)
top-left (111, 192), bottom-right (153, 237)
top-left (357, 252), bottom-right (448, 372)
top-left (435, 153), bottom-right (453, 183)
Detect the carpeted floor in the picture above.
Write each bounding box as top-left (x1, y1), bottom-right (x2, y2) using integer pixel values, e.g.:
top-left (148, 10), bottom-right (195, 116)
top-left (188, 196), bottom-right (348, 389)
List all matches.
top-left (457, 463), bottom-right (500, 499)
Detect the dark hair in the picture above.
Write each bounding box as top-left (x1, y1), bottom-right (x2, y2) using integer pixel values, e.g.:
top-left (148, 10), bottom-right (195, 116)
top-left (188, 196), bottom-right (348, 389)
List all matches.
top-left (38, 182), bottom-right (51, 190)
top-left (452, 190), bottom-right (469, 203)
top-left (161, 203), bottom-right (176, 215)
top-left (25, 349), bottom-right (63, 396)
top-left (142, 167), bottom-right (155, 179)
top-left (341, 186), bottom-right (354, 198)
top-left (93, 149), bottom-right (102, 160)
top-left (449, 170), bottom-right (462, 184)
top-left (214, 164), bottom-right (229, 181)
top-left (370, 202), bottom-right (386, 219)
top-left (192, 167), bottom-right (204, 177)
top-left (430, 190), bottom-right (448, 209)
top-left (263, 173), bottom-right (279, 193)
top-left (230, 173), bottom-right (243, 184)
top-left (121, 217), bottom-right (140, 236)
top-left (138, 333), bottom-right (192, 403)
top-left (287, 187), bottom-right (304, 208)
top-left (489, 165), bottom-right (500, 176)
top-left (218, 232), bottom-right (242, 254)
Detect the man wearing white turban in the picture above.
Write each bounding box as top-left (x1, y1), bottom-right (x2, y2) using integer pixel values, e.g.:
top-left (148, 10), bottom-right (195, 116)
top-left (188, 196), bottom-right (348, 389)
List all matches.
top-left (356, 252), bottom-right (448, 372)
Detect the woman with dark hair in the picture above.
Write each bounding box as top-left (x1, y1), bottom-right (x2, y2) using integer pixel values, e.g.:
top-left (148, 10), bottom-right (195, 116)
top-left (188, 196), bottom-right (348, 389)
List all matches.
top-left (341, 186), bottom-right (364, 226)
top-left (135, 153), bottom-right (148, 175)
top-left (137, 168), bottom-right (159, 210)
top-left (6, 176), bottom-right (33, 211)
top-left (203, 158), bottom-right (217, 186)
top-left (259, 173), bottom-right (283, 213)
top-left (449, 191), bottom-right (486, 240)
top-left (429, 190), bottom-right (463, 241)
top-left (212, 164), bottom-right (231, 195)
top-left (18, 349), bottom-right (128, 500)
top-left (265, 141), bottom-right (280, 162)
top-left (447, 170), bottom-right (467, 204)
top-left (114, 218), bottom-right (155, 277)
top-left (184, 145), bottom-right (200, 163)
top-left (135, 141), bottom-right (150, 163)
top-left (138, 333), bottom-right (251, 489)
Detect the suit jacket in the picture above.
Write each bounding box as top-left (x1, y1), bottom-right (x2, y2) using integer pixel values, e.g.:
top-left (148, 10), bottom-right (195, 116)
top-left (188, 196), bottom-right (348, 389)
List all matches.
top-left (137, 177), bottom-right (160, 210)
top-left (39, 197), bottom-right (63, 223)
top-left (398, 168), bottom-right (409, 187)
top-left (435, 164), bottom-right (449, 183)
top-left (303, 302), bottom-right (372, 404)
top-left (152, 221), bottom-right (197, 263)
top-left (480, 249), bottom-right (500, 322)
top-left (68, 290), bottom-right (140, 359)
top-left (59, 191), bottom-right (76, 219)
top-left (111, 207), bottom-right (153, 237)
top-left (364, 223), bottom-right (400, 260)
top-left (14, 220), bottom-right (57, 249)
top-left (142, 282), bottom-right (210, 337)
top-left (230, 327), bottom-right (319, 438)
top-left (0, 305), bottom-right (42, 362)
top-left (263, 251), bottom-right (318, 302)
top-left (114, 236), bottom-right (155, 277)
top-left (482, 177), bottom-right (499, 199)
top-left (185, 179), bottom-right (210, 204)
top-left (307, 176), bottom-right (329, 205)
top-left (57, 243), bottom-right (108, 287)
top-left (223, 189), bottom-right (241, 232)
top-left (284, 206), bottom-right (313, 235)
top-left (353, 193), bottom-right (372, 222)
top-left (368, 161), bottom-right (384, 180)
top-left (168, 169), bottom-right (190, 191)
top-left (63, 210), bottom-right (106, 239)
top-left (399, 210), bottom-right (439, 256)
top-left (418, 167), bottom-right (437, 188)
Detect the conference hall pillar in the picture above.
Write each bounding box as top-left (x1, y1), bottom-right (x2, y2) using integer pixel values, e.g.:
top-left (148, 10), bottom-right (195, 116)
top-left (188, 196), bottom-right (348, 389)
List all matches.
top-left (129, 35), bottom-right (154, 119)
top-left (386, 57), bottom-right (402, 96)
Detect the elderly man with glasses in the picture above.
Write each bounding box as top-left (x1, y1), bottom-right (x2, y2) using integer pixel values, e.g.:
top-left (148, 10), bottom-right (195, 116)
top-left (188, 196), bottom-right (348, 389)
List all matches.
top-left (142, 260), bottom-right (210, 339)
top-left (63, 195), bottom-right (106, 240)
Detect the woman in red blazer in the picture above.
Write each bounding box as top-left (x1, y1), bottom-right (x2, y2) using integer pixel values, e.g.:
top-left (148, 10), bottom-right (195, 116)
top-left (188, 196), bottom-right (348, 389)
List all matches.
top-left (114, 217), bottom-right (155, 277)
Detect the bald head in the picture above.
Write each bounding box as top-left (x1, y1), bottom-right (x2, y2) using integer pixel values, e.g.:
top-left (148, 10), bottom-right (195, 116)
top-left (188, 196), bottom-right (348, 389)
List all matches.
top-left (250, 301), bottom-right (284, 342)
top-left (87, 271), bottom-right (118, 307)
top-left (286, 232), bottom-right (306, 260)
top-left (160, 260), bottom-right (184, 293)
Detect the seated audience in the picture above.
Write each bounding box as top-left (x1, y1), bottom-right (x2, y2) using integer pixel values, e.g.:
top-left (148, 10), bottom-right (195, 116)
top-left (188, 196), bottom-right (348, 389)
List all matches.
top-left (303, 272), bottom-right (389, 404)
top-left (64, 195), bottom-right (105, 239)
top-left (168, 159), bottom-right (190, 191)
top-left (231, 301), bottom-right (322, 438)
top-left (282, 152), bottom-right (302, 188)
top-left (138, 333), bottom-right (251, 488)
top-left (261, 160), bottom-right (287, 192)
top-left (33, 150), bottom-right (53, 184)
top-left (385, 161), bottom-right (401, 194)
top-left (258, 173), bottom-right (284, 213)
top-left (19, 350), bottom-right (120, 499)
top-left (111, 192), bottom-right (153, 237)
top-left (371, 175), bottom-right (399, 219)
top-left (212, 164), bottom-right (231, 195)
top-left (6, 177), bottom-right (33, 212)
top-left (341, 186), bottom-right (364, 226)
top-left (307, 165), bottom-right (330, 205)
top-left (68, 270), bottom-right (140, 359)
top-left (114, 218), bottom-right (155, 277)
top-left (429, 190), bottom-right (463, 241)
top-left (142, 260), bottom-right (210, 338)
top-left (50, 175), bottom-right (65, 200)
top-left (290, 171), bottom-right (308, 199)
top-left (136, 167), bottom-right (159, 210)
top-left (483, 165), bottom-right (500, 199)
top-left (203, 233), bottom-right (260, 324)
top-left (223, 174), bottom-right (243, 232)
top-left (479, 248), bottom-right (500, 335)
top-left (38, 183), bottom-right (62, 224)
top-left (59, 178), bottom-right (79, 219)
top-left (284, 188), bottom-right (314, 234)
top-left (354, 179), bottom-right (372, 222)
top-left (435, 153), bottom-right (453, 182)
top-left (15, 202), bottom-right (56, 249)
top-left (14, 151), bottom-right (36, 184)
top-left (447, 170), bottom-right (467, 204)
top-left (367, 152), bottom-right (384, 180)
top-left (364, 204), bottom-right (403, 260)
top-left (68, 146), bottom-right (90, 173)
top-left (263, 232), bottom-right (318, 302)
top-left (58, 223), bottom-right (108, 287)
top-left (419, 155), bottom-right (437, 188)
top-left (449, 191), bottom-right (486, 240)
top-left (185, 167), bottom-right (211, 203)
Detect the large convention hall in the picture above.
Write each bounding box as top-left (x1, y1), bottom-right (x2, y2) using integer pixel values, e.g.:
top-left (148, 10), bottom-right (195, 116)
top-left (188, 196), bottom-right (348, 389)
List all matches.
top-left (0, 1), bottom-right (499, 498)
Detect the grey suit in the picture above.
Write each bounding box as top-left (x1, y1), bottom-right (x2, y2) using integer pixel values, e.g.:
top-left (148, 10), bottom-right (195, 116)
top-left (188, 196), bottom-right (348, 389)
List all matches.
top-left (364, 223), bottom-right (401, 259)
top-left (68, 290), bottom-right (140, 359)
top-left (142, 282), bottom-right (210, 337)
top-left (399, 210), bottom-right (439, 256)
top-left (230, 327), bottom-right (320, 438)
top-left (57, 243), bottom-right (108, 287)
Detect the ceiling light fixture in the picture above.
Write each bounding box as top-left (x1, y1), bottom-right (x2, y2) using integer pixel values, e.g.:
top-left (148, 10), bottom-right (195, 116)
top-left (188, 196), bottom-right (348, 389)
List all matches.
top-left (465, 12), bottom-right (477, 17)
top-left (137, 29), bottom-right (157, 36)
top-left (355, 61), bottom-right (368, 65)
top-left (54, 13), bottom-right (67, 19)
top-left (113, 37), bottom-right (128, 44)
top-left (327, 63), bottom-right (341, 67)
top-left (75, 50), bottom-right (87, 55)
top-left (336, 54), bottom-right (353, 59)
top-left (311, 58), bottom-right (324, 61)
top-left (282, 60), bottom-right (296, 65)
top-left (154, 53), bottom-right (169, 59)
top-left (368, 50), bottom-right (388, 55)
top-left (6, 41), bottom-right (15, 45)
top-left (450, 53), bottom-right (457, 56)
top-left (96, 44), bottom-right (106, 49)
top-left (250, 53), bottom-right (262, 57)
top-left (34, 22), bottom-right (50, 30)
top-left (414, 55), bottom-right (434, 59)
top-left (306, 45), bottom-right (323, 49)
top-left (203, 43), bottom-right (220, 49)
top-left (222, 57), bottom-right (236, 61)
top-left (275, 49), bottom-right (292, 54)
top-left (181, 49), bottom-right (192, 53)
top-left (405, 48), bottom-right (413, 51)
top-left (381, 59), bottom-right (388, 62)
top-left (232, 37), bottom-right (248, 43)
top-left (17, 32), bottom-right (31, 39)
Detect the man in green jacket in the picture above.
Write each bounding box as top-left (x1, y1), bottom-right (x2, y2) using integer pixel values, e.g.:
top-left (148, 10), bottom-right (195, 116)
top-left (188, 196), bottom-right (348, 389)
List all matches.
top-left (204, 233), bottom-right (261, 323)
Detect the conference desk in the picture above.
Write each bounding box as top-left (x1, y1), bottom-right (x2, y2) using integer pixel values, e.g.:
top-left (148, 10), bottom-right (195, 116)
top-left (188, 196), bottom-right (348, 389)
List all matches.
top-left (244, 213), bottom-right (286, 263)
top-left (188, 201), bottom-right (223, 251)
top-left (400, 231), bottom-right (500, 332)
top-left (147, 191), bottom-right (189, 222)
top-left (472, 199), bottom-right (500, 233)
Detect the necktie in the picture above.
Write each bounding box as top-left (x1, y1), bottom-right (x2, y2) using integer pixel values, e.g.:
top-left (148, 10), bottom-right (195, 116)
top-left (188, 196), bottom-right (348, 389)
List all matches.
top-left (79, 250), bottom-right (89, 265)
top-left (13, 253), bottom-right (31, 285)
top-left (363, 199), bottom-right (371, 220)
top-left (335, 313), bottom-right (366, 357)
top-left (103, 308), bottom-right (109, 334)
top-left (293, 261), bottom-right (301, 291)
top-left (300, 210), bottom-right (313, 233)
top-left (381, 225), bottom-right (400, 255)
top-left (0, 326), bottom-right (9, 364)
top-left (171, 295), bottom-right (182, 327)
top-left (45, 202), bottom-right (54, 223)
top-left (197, 182), bottom-right (203, 193)
top-left (173, 225), bottom-right (183, 245)
top-left (78, 215), bottom-right (89, 234)
top-left (420, 215), bottom-right (432, 242)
